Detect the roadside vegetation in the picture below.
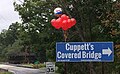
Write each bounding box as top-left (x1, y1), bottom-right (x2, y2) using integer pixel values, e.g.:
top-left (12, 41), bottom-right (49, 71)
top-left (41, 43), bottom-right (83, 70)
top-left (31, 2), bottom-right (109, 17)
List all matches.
top-left (0, 72), bottom-right (13, 74)
top-left (20, 63), bottom-right (45, 69)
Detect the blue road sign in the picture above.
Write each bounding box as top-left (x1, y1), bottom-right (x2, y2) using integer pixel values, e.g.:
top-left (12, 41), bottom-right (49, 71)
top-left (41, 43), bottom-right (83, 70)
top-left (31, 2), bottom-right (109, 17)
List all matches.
top-left (56, 42), bottom-right (113, 62)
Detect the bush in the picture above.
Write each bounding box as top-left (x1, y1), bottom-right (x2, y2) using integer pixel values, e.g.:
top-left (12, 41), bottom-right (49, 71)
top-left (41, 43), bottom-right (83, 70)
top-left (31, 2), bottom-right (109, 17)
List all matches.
top-left (33, 64), bottom-right (45, 69)
top-left (0, 72), bottom-right (13, 74)
top-left (56, 63), bottom-right (64, 74)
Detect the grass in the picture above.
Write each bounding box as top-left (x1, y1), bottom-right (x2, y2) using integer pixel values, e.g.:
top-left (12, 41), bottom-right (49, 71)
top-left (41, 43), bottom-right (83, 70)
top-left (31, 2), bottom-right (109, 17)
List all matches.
top-left (21, 64), bottom-right (33, 68)
top-left (21, 63), bottom-right (45, 69)
top-left (0, 72), bottom-right (13, 74)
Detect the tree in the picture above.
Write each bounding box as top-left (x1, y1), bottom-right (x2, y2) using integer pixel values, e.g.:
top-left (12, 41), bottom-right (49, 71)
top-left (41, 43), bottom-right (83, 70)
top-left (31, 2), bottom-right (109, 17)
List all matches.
top-left (13, 0), bottom-right (64, 62)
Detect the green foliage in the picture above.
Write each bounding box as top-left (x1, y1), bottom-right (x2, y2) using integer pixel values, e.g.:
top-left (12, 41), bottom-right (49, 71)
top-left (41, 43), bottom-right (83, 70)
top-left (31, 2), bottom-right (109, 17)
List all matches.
top-left (34, 63), bottom-right (45, 68)
top-left (5, 39), bottom-right (23, 56)
top-left (56, 63), bottom-right (64, 74)
top-left (21, 63), bottom-right (45, 69)
top-left (0, 72), bottom-right (13, 74)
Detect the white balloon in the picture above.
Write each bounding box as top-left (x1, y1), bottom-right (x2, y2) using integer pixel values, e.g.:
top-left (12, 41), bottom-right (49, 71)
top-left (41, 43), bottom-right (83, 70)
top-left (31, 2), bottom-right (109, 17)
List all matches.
top-left (54, 7), bottom-right (62, 14)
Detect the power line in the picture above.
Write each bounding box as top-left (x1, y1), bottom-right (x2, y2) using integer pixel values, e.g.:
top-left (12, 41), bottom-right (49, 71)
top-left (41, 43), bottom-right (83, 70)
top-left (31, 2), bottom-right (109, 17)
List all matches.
top-left (18, 0), bottom-right (24, 3)
top-left (0, 15), bottom-right (11, 23)
top-left (14, 0), bottom-right (23, 3)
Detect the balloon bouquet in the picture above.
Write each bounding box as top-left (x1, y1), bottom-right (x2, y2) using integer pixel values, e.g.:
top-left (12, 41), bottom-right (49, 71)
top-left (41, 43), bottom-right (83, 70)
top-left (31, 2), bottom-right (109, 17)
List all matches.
top-left (51, 7), bottom-right (76, 73)
top-left (51, 7), bottom-right (76, 31)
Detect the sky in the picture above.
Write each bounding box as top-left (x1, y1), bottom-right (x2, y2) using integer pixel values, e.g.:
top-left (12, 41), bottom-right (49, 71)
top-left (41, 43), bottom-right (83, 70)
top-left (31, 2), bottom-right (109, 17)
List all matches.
top-left (0, 0), bottom-right (22, 32)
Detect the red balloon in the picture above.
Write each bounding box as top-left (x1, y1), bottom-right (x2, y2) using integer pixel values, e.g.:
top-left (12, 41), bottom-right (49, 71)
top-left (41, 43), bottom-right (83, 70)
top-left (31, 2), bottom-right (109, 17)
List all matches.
top-left (62, 20), bottom-right (69, 31)
top-left (51, 19), bottom-right (56, 26)
top-left (71, 18), bottom-right (76, 26)
top-left (56, 17), bottom-right (62, 25)
top-left (61, 14), bottom-right (68, 20)
top-left (67, 16), bottom-right (69, 19)
top-left (51, 15), bottom-right (76, 30)
top-left (67, 19), bottom-right (72, 28)
top-left (51, 19), bottom-right (60, 29)
top-left (56, 18), bottom-right (62, 29)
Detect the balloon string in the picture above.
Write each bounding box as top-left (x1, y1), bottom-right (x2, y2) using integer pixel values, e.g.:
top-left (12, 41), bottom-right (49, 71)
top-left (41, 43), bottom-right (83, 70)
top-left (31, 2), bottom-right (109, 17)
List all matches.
top-left (63, 30), bottom-right (67, 74)
top-left (64, 31), bottom-right (67, 42)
